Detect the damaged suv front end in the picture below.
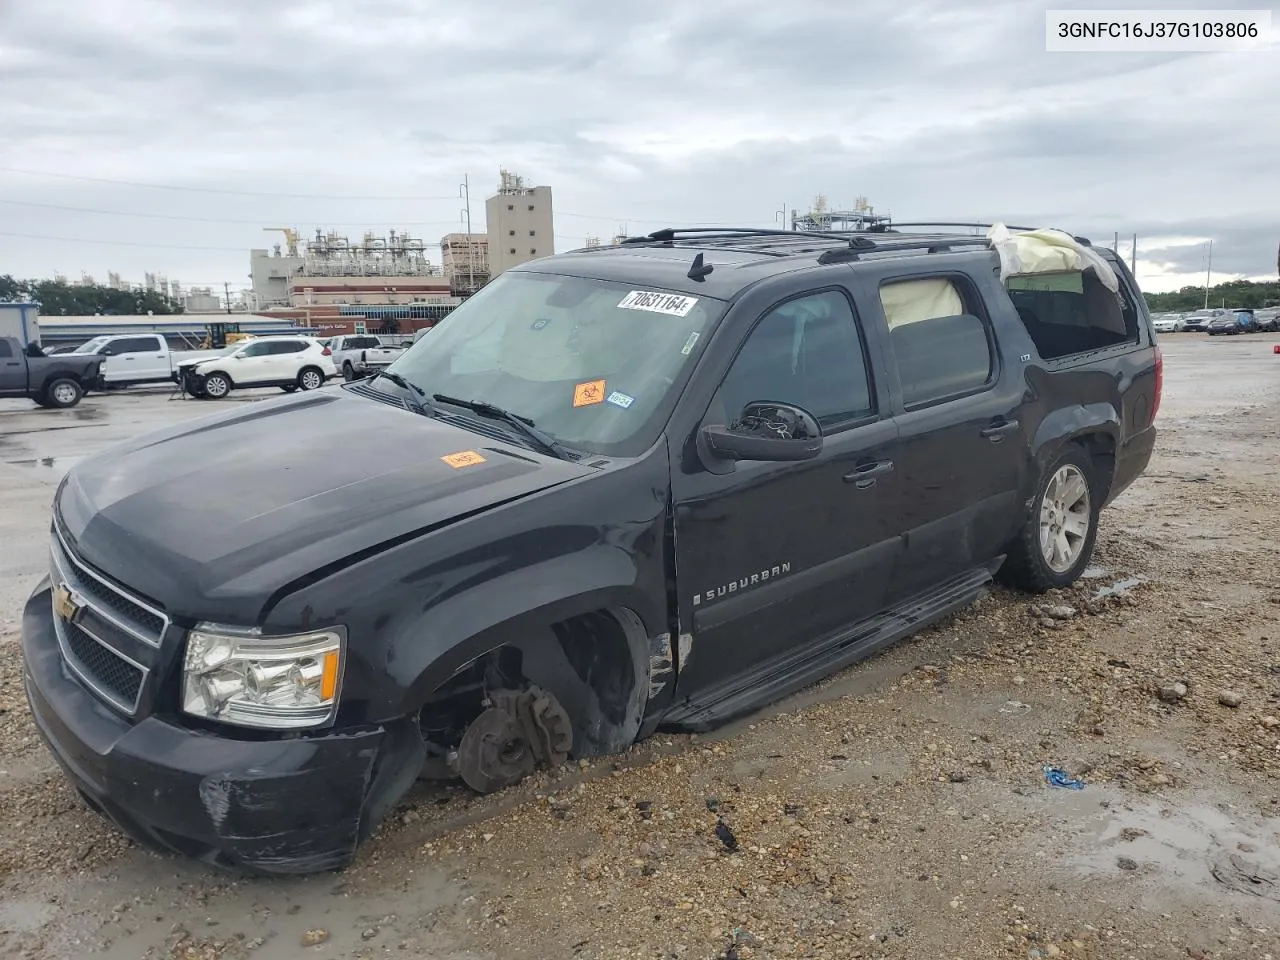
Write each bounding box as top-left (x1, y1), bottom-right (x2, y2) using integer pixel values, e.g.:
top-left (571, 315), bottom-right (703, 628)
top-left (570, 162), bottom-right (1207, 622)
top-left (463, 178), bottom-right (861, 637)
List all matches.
top-left (22, 266), bottom-right (723, 874)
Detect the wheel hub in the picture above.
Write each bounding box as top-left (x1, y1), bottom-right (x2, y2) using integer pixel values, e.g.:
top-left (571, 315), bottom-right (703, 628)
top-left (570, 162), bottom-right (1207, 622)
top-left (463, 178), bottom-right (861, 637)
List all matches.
top-left (454, 685), bottom-right (573, 794)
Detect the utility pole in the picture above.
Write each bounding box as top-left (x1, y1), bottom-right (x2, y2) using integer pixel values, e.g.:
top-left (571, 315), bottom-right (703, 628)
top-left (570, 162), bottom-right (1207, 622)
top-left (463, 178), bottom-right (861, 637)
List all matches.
top-left (459, 175), bottom-right (473, 295)
top-left (775, 204), bottom-right (787, 230)
top-left (1204, 239), bottom-right (1213, 309)
top-left (1113, 231), bottom-right (1119, 251)
top-left (1130, 234), bottom-right (1137, 274)
top-left (223, 281), bottom-right (231, 314)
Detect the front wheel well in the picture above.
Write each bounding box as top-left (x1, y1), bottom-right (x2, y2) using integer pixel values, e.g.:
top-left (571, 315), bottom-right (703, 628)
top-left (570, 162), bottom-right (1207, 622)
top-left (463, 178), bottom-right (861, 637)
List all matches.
top-left (417, 606), bottom-right (650, 780)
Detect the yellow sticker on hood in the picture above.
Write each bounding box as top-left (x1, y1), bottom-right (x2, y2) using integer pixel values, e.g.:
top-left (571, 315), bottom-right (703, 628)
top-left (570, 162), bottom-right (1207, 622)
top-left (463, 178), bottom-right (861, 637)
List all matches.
top-left (442, 450), bottom-right (486, 468)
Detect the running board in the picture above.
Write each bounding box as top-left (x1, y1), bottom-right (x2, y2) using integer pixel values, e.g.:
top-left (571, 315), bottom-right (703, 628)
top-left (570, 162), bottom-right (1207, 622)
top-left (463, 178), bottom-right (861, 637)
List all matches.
top-left (660, 564), bottom-right (997, 732)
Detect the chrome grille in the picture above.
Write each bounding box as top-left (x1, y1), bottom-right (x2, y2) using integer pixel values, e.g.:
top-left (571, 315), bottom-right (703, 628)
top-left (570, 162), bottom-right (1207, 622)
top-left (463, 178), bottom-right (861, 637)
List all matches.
top-left (60, 619), bottom-right (145, 712)
top-left (48, 522), bottom-right (167, 716)
top-left (51, 521), bottom-right (168, 647)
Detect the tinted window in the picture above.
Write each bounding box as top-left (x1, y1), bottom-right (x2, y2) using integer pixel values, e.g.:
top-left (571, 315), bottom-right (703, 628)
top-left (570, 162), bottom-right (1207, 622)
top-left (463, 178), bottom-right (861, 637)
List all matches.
top-left (237, 342), bottom-right (272, 358)
top-left (880, 277), bottom-right (993, 408)
top-left (0, 340), bottom-right (11, 358)
top-left (344, 337), bottom-right (376, 349)
top-left (112, 336), bottom-right (162, 354)
top-left (710, 290), bottom-right (873, 429)
top-left (267, 341), bottom-right (306, 354)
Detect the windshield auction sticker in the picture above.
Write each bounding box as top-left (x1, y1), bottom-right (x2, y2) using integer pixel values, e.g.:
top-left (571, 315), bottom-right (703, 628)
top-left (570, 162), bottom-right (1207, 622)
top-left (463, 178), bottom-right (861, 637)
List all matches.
top-left (573, 379), bottom-right (606, 406)
top-left (617, 291), bottom-right (699, 317)
top-left (441, 451), bottom-right (486, 468)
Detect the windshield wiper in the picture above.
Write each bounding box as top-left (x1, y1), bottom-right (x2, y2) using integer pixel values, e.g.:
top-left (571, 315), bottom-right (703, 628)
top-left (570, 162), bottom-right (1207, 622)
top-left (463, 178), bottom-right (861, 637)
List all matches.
top-left (372, 370), bottom-right (434, 416)
top-left (432, 394), bottom-right (574, 461)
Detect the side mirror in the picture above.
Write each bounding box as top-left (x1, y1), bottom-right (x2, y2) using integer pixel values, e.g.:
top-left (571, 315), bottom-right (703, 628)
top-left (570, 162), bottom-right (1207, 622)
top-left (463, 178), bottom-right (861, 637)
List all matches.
top-left (699, 402), bottom-right (822, 463)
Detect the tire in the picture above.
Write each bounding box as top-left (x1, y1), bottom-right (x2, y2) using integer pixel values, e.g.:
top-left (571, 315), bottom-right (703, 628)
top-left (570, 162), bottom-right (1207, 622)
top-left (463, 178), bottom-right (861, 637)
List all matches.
top-left (203, 372), bottom-right (232, 399)
top-left (998, 445), bottom-right (1101, 593)
top-left (297, 366), bottom-right (324, 391)
top-left (342, 362), bottom-right (356, 382)
top-left (280, 385), bottom-right (299, 393)
top-left (44, 378), bottom-right (84, 409)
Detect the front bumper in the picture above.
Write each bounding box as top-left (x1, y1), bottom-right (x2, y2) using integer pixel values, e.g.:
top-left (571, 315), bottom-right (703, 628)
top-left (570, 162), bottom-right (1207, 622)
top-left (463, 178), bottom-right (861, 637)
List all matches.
top-left (21, 581), bottom-right (405, 875)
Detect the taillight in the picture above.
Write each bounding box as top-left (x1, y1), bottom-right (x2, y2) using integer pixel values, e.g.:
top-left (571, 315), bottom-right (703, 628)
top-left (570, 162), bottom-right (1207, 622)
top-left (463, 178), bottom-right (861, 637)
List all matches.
top-left (321, 347), bottom-right (332, 356)
top-left (1151, 344), bottom-right (1163, 422)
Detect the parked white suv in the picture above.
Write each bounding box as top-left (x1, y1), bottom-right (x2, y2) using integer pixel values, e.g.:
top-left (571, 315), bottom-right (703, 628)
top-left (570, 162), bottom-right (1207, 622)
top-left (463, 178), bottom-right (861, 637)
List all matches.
top-left (180, 336), bottom-right (337, 399)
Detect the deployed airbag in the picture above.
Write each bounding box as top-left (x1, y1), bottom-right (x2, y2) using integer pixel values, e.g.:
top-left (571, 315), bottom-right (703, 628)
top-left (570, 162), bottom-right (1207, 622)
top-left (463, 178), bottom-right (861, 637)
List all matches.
top-left (987, 223), bottom-right (1119, 294)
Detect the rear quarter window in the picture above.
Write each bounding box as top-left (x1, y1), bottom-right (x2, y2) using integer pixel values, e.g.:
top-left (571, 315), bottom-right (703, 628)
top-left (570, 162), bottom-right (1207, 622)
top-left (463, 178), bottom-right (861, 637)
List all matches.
top-left (1004, 268), bottom-right (1139, 360)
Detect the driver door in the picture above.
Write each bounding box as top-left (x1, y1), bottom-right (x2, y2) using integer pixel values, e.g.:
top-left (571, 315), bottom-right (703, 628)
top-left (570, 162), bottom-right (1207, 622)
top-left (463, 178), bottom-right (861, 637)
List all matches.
top-left (671, 287), bottom-right (904, 705)
top-left (229, 340), bottom-right (272, 383)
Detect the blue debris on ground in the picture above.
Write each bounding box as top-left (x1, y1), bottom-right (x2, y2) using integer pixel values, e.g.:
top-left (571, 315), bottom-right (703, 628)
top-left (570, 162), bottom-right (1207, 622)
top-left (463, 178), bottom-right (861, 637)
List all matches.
top-left (1044, 765), bottom-right (1086, 790)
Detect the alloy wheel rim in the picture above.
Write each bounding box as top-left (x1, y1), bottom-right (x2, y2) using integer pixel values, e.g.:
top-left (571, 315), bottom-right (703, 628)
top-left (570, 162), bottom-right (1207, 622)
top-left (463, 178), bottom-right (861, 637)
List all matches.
top-left (1039, 464), bottom-right (1090, 573)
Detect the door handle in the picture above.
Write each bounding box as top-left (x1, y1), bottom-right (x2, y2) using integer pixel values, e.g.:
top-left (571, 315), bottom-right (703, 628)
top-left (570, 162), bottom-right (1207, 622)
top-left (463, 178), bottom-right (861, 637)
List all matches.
top-left (843, 459), bottom-right (894, 488)
top-left (980, 419), bottom-right (1019, 441)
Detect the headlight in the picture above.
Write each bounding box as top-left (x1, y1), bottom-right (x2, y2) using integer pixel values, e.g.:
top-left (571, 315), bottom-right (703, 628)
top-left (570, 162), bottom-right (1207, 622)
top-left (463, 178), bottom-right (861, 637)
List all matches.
top-left (182, 624), bottom-right (344, 730)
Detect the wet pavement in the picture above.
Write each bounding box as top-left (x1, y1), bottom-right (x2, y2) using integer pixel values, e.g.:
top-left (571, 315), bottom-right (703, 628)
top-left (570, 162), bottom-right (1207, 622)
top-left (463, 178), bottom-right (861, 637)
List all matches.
top-left (0, 382), bottom-right (341, 623)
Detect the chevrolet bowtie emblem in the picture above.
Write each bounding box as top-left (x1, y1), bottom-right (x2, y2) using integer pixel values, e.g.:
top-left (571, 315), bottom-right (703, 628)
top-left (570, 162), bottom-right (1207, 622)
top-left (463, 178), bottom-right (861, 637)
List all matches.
top-left (53, 583), bottom-right (81, 623)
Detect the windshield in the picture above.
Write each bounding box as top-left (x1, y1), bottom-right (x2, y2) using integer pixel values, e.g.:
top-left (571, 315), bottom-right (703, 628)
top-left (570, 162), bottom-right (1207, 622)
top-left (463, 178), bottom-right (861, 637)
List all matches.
top-left (382, 270), bottom-right (725, 456)
top-left (72, 336), bottom-right (110, 354)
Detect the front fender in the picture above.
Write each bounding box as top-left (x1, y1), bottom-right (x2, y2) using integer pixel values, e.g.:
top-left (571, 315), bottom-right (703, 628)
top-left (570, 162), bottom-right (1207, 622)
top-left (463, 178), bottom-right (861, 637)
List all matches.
top-left (387, 544), bottom-right (660, 717)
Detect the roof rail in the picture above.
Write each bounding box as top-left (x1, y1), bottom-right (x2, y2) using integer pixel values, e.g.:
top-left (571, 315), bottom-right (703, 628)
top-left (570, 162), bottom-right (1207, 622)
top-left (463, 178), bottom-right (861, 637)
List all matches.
top-left (613, 225), bottom-right (998, 263)
top-left (623, 227), bottom-right (868, 244)
top-left (868, 220), bottom-right (1092, 246)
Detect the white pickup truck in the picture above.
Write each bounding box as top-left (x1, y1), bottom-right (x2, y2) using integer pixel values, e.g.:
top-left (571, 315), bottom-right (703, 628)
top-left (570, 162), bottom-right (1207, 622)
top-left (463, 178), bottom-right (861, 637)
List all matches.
top-left (328, 334), bottom-right (405, 381)
top-left (67, 334), bottom-right (224, 388)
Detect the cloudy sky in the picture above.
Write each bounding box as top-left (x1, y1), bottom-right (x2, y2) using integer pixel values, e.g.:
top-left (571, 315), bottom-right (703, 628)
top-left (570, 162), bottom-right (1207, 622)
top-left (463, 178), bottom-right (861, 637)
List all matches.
top-left (0, 0), bottom-right (1276, 296)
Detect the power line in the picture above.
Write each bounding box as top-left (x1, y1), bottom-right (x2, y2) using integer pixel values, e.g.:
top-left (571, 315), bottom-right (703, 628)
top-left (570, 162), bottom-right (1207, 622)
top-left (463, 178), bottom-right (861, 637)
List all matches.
top-left (0, 166), bottom-right (460, 201)
top-left (0, 230), bottom-right (245, 251)
top-left (0, 198), bottom-right (464, 226)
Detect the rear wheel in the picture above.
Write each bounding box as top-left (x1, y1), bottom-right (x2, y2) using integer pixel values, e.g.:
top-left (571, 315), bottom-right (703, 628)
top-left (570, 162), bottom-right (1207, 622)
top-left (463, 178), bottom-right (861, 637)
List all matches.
top-left (280, 385), bottom-right (298, 393)
top-left (298, 366), bottom-right (324, 391)
top-left (203, 372), bottom-right (232, 399)
top-left (999, 446), bottom-right (1100, 593)
top-left (45, 378), bottom-right (84, 409)
top-left (342, 362), bottom-right (356, 382)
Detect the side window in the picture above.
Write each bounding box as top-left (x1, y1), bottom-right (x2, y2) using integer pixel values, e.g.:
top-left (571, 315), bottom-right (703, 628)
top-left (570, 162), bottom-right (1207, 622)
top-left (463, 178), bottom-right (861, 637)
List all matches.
top-left (709, 290), bottom-right (874, 430)
top-left (238, 342), bottom-right (271, 358)
top-left (268, 341), bottom-right (305, 354)
top-left (0, 340), bottom-right (12, 358)
top-left (1005, 269), bottom-right (1138, 360)
top-left (880, 276), bottom-right (993, 408)
top-left (116, 336), bottom-right (160, 353)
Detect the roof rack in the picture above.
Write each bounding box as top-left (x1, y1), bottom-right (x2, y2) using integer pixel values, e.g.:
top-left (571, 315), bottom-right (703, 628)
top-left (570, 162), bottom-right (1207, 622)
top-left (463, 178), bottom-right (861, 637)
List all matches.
top-left (617, 226), bottom-right (994, 263)
top-left (866, 220), bottom-right (1092, 246)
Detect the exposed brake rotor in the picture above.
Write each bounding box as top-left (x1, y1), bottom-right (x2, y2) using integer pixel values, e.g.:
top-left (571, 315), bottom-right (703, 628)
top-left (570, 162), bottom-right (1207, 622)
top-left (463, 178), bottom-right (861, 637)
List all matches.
top-left (455, 684), bottom-right (573, 794)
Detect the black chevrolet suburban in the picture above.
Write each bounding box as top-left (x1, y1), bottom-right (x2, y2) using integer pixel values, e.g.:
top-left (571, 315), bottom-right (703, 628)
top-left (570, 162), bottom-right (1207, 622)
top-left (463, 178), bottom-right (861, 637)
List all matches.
top-left (21, 224), bottom-right (1159, 874)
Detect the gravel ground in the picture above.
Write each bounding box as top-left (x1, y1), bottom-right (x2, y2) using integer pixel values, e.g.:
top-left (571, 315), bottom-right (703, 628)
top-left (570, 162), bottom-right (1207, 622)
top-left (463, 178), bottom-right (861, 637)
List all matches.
top-left (0, 336), bottom-right (1278, 960)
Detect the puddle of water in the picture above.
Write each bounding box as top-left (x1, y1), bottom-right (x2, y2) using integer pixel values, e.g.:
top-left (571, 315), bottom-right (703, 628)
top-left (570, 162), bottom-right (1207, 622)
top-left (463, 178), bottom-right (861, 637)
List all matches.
top-left (4, 456), bottom-right (82, 478)
top-left (0, 898), bottom-right (57, 934)
top-left (1047, 787), bottom-right (1280, 908)
top-left (1092, 576), bottom-right (1144, 600)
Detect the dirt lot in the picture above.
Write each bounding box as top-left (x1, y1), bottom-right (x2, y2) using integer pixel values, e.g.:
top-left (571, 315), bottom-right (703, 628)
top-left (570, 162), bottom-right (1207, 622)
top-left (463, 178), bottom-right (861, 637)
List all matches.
top-left (1, 335), bottom-right (1278, 960)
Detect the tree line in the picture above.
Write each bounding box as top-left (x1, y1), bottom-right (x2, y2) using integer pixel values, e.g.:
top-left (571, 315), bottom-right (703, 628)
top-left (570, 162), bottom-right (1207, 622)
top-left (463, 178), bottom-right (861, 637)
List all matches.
top-left (1144, 278), bottom-right (1279, 313)
top-left (0, 275), bottom-right (184, 315)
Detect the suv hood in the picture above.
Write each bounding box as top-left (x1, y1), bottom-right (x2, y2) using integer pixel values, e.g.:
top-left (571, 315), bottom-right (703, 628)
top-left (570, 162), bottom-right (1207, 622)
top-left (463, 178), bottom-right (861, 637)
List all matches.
top-left (56, 390), bottom-right (592, 623)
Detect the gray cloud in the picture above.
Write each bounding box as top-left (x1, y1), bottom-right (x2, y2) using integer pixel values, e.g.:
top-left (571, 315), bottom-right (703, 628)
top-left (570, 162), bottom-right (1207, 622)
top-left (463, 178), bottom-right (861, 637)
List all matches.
top-left (0, 0), bottom-right (1276, 292)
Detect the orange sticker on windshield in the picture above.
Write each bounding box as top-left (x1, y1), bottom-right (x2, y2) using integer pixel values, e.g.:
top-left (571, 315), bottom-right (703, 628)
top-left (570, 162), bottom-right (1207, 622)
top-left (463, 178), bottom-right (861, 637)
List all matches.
top-left (442, 450), bottom-right (486, 468)
top-left (573, 379), bottom-right (606, 407)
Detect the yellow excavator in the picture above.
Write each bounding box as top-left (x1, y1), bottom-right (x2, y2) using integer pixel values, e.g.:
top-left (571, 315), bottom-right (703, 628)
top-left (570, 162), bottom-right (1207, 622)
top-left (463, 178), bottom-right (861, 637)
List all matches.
top-left (199, 322), bottom-right (254, 349)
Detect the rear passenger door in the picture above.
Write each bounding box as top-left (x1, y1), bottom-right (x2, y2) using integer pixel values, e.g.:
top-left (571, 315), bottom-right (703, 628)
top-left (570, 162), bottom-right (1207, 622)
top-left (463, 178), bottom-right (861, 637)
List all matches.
top-left (263, 340), bottom-right (307, 381)
top-left (864, 268), bottom-right (1031, 601)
